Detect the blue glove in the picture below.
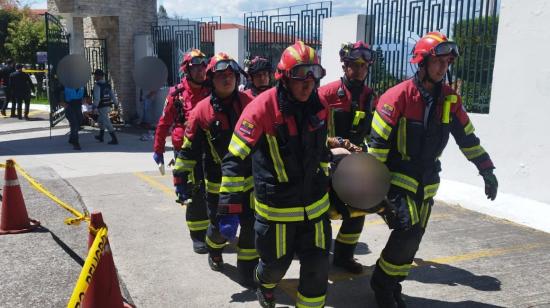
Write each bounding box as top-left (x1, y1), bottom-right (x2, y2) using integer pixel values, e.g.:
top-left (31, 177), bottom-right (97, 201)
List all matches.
top-left (219, 215), bottom-right (239, 241)
top-left (153, 152), bottom-right (164, 165)
top-left (175, 184), bottom-right (190, 204)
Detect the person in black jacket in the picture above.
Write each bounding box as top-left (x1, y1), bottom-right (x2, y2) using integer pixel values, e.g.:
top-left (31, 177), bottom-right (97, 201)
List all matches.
top-left (9, 64), bottom-right (35, 120)
top-left (1, 59), bottom-right (15, 117)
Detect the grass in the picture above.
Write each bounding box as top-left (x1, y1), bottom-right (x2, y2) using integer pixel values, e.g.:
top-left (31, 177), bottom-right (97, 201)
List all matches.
top-left (31, 97), bottom-right (49, 105)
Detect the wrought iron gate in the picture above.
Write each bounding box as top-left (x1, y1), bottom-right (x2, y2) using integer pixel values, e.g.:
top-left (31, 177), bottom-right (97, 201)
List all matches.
top-left (244, 2), bottom-right (332, 66)
top-left (151, 17), bottom-right (221, 86)
top-left (45, 12), bottom-right (70, 127)
top-left (84, 38), bottom-right (108, 94)
top-left (365, 0), bottom-right (500, 113)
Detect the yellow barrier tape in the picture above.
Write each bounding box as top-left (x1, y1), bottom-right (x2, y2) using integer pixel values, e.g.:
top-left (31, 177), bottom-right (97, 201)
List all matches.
top-left (0, 161), bottom-right (88, 225)
top-left (67, 227), bottom-right (108, 308)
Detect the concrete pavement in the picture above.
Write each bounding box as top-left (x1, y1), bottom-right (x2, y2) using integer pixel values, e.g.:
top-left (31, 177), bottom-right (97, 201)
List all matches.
top-left (1, 111), bottom-right (550, 307)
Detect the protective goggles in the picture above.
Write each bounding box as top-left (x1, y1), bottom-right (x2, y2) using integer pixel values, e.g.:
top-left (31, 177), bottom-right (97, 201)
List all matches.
top-left (432, 42), bottom-right (459, 57)
top-left (343, 47), bottom-right (375, 63)
top-left (288, 64), bottom-right (326, 81)
top-left (213, 60), bottom-right (240, 72)
top-left (189, 56), bottom-right (208, 66)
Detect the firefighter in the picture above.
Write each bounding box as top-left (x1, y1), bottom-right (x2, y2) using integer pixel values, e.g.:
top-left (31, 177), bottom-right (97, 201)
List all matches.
top-left (243, 56), bottom-right (273, 97)
top-left (153, 49), bottom-right (211, 254)
top-left (218, 41), bottom-right (331, 308)
top-left (319, 40), bottom-right (376, 274)
top-left (92, 69), bottom-right (119, 145)
top-left (368, 31), bottom-right (498, 307)
top-left (173, 53), bottom-right (256, 285)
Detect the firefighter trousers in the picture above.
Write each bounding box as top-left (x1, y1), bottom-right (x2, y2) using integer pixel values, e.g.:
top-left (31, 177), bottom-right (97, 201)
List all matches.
top-left (254, 214), bottom-right (332, 308)
top-left (180, 163), bottom-right (209, 243)
top-left (371, 195), bottom-right (434, 293)
top-left (334, 215), bottom-right (365, 260)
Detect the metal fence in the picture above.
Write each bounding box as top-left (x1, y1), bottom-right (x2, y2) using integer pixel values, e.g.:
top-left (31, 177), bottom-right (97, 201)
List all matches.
top-left (244, 1), bottom-right (332, 66)
top-left (45, 12), bottom-right (70, 127)
top-left (365, 0), bottom-right (500, 113)
top-left (151, 16), bottom-right (221, 86)
top-left (84, 38), bottom-right (108, 95)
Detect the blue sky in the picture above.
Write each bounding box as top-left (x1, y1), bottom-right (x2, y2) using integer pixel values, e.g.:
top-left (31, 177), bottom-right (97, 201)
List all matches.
top-left (25, 0), bottom-right (367, 24)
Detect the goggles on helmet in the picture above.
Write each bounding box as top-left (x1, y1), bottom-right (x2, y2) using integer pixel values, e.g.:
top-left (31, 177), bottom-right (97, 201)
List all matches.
top-left (344, 47), bottom-right (375, 63)
top-left (432, 42), bottom-right (459, 57)
top-left (288, 64), bottom-right (326, 81)
top-left (190, 56), bottom-right (209, 66)
top-left (213, 60), bottom-right (240, 72)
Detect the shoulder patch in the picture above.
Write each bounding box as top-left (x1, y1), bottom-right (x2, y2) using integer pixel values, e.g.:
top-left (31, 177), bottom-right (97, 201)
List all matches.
top-left (381, 103), bottom-right (395, 117)
top-left (239, 120), bottom-right (255, 137)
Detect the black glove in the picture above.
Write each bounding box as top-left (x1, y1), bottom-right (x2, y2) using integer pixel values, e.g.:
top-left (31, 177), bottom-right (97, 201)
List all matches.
top-left (480, 169), bottom-right (498, 201)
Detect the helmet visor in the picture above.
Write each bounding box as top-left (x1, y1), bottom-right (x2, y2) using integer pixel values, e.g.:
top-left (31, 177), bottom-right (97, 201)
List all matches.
top-left (433, 42), bottom-right (459, 57)
top-left (288, 64), bottom-right (326, 81)
top-left (214, 60), bottom-right (240, 72)
top-left (345, 48), bottom-right (375, 63)
top-left (190, 56), bottom-right (208, 66)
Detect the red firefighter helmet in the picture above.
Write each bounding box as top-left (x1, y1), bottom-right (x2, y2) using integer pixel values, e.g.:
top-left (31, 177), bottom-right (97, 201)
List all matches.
top-left (339, 41), bottom-right (375, 64)
top-left (275, 41), bottom-right (325, 81)
top-left (179, 49), bottom-right (207, 75)
top-left (206, 52), bottom-right (246, 85)
top-left (410, 32), bottom-right (459, 64)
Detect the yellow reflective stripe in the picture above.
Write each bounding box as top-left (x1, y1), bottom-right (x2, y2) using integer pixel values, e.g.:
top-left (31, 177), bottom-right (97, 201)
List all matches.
top-left (336, 232), bottom-right (361, 245)
top-left (304, 193), bottom-right (330, 221)
top-left (266, 134), bottom-right (289, 182)
top-left (296, 291), bottom-right (326, 308)
top-left (249, 191), bottom-right (255, 210)
top-left (276, 224), bottom-right (286, 258)
top-left (328, 109), bottom-right (336, 137)
top-left (205, 180), bottom-right (221, 194)
top-left (206, 235), bottom-right (226, 249)
top-left (368, 147), bottom-right (389, 163)
top-left (420, 201), bottom-right (431, 228)
top-left (186, 219), bottom-right (210, 231)
top-left (237, 248), bottom-right (259, 261)
top-left (182, 136), bottom-right (192, 149)
top-left (423, 183), bottom-right (440, 200)
top-left (220, 176), bottom-right (245, 193)
top-left (397, 117), bottom-right (409, 160)
top-left (464, 121), bottom-right (475, 135)
top-left (314, 220), bottom-right (325, 249)
top-left (205, 130), bottom-right (222, 164)
top-left (173, 158), bottom-right (196, 172)
top-left (256, 271), bottom-right (277, 289)
top-left (228, 133), bottom-right (251, 160)
top-left (406, 195), bottom-right (419, 226)
top-left (372, 111), bottom-right (392, 140)
top-left (244, 176), bottom-right (254, 192)
top-left (460, 145), bottom-right (486, 160)
top-left (442, 95), bottom-right (457, 124)
top-left (320, 162), bottom-right (329, 177)
top-left (378, 255), bottom-right (412, 277)
top-left (390, 172), bottom-right (419, 194)
top-left (352, 110), bottom-right (366, 126)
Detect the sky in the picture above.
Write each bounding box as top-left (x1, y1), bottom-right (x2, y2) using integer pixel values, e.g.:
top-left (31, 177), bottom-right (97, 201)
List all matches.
top-left (24, 0), bottom-right (367, 24)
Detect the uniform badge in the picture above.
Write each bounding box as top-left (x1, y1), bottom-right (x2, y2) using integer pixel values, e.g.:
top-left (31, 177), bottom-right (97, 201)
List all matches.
top-left (381, 103), bottom-right (394, 117)
top-left (239, 120), bottom-right (255, 136)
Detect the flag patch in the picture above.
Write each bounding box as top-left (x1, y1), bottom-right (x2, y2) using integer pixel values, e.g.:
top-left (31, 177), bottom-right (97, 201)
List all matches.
top-left (239, 120), bottom-right (255, 136)
top-left (381, 103), bottom-right (394, 117)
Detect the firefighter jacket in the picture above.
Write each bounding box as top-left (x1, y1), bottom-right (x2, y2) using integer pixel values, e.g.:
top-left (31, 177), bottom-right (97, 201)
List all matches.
top-left (242, 85), bottom-right (269, 98)
top-left (174, 91), bottom-right (254, 204)
top-left (218, 85), bottom-right (332, 222)
top-left (368, 75), bottom-right (494, 202)
top-left (154, 78), bottom-right (210, 153)
top-left (319, 77), bottom-right (375, 147)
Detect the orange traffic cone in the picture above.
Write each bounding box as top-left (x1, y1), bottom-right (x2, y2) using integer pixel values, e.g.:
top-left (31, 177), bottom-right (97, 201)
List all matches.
top-left (82, 212), bottom-right (133, 308)
top-left (0, 159), bottom-right (40, 235)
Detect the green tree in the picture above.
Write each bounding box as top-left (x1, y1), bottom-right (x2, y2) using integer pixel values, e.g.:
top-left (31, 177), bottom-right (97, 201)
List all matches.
top-left (370, 46), bottom-right (400, 94)
top-left (158, 5), bottom-right (168, 19)
top-left (5, 15), bottom-right (46, 63)
top-left (0, 6), bottom-right (22, 60)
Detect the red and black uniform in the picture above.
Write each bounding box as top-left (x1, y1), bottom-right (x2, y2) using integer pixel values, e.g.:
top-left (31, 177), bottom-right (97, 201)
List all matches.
top-left (368, 75), bottom-right (494, 294)
top-left (219, 86), bottom-right (332, 306)
top-left (318, 77), bottom-right (375, 265)
top-left (154, 78), bottom-right (210, 242)
top-left (242, 85), bottom-right (269, 98)
top-left (174, 91), bottom-right (256, 264)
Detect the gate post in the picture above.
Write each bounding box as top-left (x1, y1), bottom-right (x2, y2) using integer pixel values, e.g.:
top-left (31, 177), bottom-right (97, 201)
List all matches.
top-left (321, 14), bottom-right (368, 85)
top-left (215, 28), bottom-right (246, 67)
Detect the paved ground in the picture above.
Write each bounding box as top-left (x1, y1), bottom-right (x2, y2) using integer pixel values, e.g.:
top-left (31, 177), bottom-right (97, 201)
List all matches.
top-left (1, 111), bottom-right (550, 308)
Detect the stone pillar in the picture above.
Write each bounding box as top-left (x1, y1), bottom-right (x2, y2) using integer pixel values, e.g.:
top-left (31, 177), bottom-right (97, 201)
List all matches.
top-left (64, 15), bottom-right (85, 55)
top-left (320, 14), bottom-right (368, 85)
top-left (215, 28), bottom-right (246, 67)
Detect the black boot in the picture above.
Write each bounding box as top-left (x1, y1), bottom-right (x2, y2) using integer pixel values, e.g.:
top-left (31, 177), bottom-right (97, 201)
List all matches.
top-left (371, 266), bottom-right (398, 308)
top-left (333, 241), bottom-right (364, 274)
top-left (254, 268), bottom-right (276, 308)
top-left (192, 239), bottom-right (208, 254)
top-left (394, 283), bottom-right (407, 308)
top-left (72, 142), bottom-right (82, 150)
top-left (237, 259), bottom-right (258, 288)
top-left (208, 253), bottom-right (224, 271)
top-left (108, 132), bottom-right (118, 145)
top-left (95, 129), bottom-right (104, 142)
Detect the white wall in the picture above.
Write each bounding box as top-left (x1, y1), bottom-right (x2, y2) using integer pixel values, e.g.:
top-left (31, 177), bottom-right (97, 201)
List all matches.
top-left (439, 0), bottom-right (550, 204)
top-left (214, 28), bottom-right (245, 67)
top-left (321, 14), bottom-right (367, 86)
